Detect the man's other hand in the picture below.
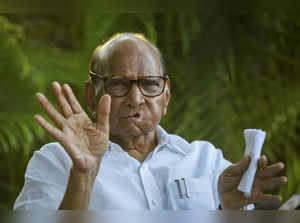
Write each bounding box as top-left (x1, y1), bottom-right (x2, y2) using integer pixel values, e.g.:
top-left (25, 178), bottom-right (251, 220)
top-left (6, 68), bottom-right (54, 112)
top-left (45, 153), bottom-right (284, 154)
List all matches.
top-left (218, 155), bottom-right (288, 209)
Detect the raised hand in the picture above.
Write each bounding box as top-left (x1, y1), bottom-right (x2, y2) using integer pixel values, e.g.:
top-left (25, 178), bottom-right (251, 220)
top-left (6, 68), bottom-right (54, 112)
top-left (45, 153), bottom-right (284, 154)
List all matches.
top-left (218, 155), bottom-right (288, 209)
top-left (35, 81), bottom-right (111, 174)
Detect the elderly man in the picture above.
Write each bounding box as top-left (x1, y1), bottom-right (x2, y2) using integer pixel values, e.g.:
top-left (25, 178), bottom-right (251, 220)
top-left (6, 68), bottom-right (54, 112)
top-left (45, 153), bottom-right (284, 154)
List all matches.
top-left (14, 33), bottom-right (287, 210)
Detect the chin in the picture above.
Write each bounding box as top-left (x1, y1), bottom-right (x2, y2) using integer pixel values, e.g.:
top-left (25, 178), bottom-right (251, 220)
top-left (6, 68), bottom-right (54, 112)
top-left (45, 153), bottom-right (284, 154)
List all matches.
top-left (124, 125), bottom-right (145, 137)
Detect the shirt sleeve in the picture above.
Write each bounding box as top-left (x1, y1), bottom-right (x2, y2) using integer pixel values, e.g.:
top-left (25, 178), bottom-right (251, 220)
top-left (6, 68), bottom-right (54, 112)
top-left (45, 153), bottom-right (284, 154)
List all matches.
top-left (13, 142), bottom-right (72, 210)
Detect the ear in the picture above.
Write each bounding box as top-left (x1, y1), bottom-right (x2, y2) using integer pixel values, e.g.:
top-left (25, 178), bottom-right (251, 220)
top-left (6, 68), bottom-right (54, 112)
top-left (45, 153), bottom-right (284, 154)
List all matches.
top-left (163, 80), bottom-right (171, 116)
top-left (85, 80), bottom-right (97, 115)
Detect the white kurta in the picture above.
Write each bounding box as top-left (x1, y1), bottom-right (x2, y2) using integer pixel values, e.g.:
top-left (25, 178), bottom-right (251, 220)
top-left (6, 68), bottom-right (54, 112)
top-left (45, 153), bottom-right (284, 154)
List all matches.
top-left (14, 126), bottom-right (231, 210)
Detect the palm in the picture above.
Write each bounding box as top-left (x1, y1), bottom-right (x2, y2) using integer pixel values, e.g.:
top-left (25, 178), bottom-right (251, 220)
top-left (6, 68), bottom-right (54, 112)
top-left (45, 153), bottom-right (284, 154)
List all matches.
top-left (61, 113), bottom-right (108, 171)
top-left (220, 176), bottom-right (264, 209)
top-left (35, 82), bottom-right (111, 173)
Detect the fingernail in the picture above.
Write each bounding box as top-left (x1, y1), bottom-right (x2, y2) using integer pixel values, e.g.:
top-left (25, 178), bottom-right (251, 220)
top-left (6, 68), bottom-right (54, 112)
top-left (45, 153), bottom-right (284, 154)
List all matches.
top-left (279, 162), bottom-right (285, 169)
top-left (258, 155), bottom-right (264, 161)
top-left (104, 94), bottom-right (111, 99)
top-left (34, 115), bottom-right (41, 121)
top-left (283, 176), bottom-right (288, 183)
top-left (63, 83), bottom-right (71, 90)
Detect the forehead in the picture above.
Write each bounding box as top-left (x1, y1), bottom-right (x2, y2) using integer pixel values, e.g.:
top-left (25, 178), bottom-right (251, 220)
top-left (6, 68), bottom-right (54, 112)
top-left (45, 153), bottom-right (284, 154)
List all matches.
top-left (106, 39), bottom-right (162, 78)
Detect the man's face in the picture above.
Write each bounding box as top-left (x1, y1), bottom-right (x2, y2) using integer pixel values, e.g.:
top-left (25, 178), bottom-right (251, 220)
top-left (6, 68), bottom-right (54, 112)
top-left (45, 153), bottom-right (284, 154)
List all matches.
top-left (103, 40), bottom-right (170, 138)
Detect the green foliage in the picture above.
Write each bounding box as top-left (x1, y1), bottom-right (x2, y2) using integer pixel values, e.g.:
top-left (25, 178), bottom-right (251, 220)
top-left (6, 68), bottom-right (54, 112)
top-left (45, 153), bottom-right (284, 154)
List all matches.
top-left (0, 13), bottom-right (300, 209)
top-left (0, 15), bottom-right (44, 208)
top-left (0, 14), bottom-right (87, 208)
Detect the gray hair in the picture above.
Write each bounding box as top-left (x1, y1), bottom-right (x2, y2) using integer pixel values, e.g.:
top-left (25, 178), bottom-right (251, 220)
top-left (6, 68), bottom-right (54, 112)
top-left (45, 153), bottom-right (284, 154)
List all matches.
top-left (89, 32), bottom-right (166, 76)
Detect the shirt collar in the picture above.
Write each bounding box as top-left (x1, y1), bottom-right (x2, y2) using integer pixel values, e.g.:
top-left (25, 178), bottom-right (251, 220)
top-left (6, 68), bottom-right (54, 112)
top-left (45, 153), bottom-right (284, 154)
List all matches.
top-left (154, 125), bottom-right (187, 155)
top-left (107, 125), bottom-right (186, 155)
top-left (108, 141), bottom-right (123, 152)
top-left (155, 125), bottom-right (169, 146)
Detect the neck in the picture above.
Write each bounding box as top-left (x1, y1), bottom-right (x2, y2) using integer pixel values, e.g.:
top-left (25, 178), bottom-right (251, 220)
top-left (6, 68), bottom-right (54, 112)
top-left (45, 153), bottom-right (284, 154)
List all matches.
top-left (110, 130), bottom-right (157, 163)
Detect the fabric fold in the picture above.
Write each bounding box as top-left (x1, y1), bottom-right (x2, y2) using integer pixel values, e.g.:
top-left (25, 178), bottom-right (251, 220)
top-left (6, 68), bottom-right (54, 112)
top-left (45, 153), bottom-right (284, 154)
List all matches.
top-left (238, 129), bottom-right (266, 198)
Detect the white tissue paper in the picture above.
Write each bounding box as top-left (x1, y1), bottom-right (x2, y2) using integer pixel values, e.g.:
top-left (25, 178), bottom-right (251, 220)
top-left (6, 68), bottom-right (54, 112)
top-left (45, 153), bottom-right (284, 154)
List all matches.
top-left (237, 129), bottom-right (266, 198)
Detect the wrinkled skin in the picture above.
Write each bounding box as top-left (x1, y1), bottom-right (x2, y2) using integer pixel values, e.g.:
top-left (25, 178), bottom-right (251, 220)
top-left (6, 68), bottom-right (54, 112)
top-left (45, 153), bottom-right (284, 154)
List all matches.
top-left (106, 40), bottom-right (169, 139)
top-left (86, 38), bottom-right (170, 161)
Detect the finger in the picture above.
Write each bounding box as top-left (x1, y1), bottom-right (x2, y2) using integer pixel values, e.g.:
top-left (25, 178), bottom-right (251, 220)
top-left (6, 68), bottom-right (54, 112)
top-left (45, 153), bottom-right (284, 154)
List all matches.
top-left (34, 115), bottom-right (64, 140)
top-left (256, 193), bottom-right (282, 204)
top-left (258, 155), bottom-right (268, 170)
top-left (261, 176), bottom-right (288, 191)
top-left (96, 94), bottom-right (111, 133)
top-left (257, 162), bottom-right (285, 178)
top-left (224, 156), bottom-right (251, 177)
top-left (52, 82), bottom-right (73, 118)
top-left (62, 84), bottom-right (84, 114)
top-left (36, 93), bottom-right (65, 128)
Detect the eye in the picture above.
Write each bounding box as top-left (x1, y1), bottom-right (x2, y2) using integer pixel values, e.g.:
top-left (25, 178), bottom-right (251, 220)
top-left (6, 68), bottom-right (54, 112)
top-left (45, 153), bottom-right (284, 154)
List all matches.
top-left (142, 78), bottom-right (161, 87)
top-left (107, 77), bottom-right (129, 88)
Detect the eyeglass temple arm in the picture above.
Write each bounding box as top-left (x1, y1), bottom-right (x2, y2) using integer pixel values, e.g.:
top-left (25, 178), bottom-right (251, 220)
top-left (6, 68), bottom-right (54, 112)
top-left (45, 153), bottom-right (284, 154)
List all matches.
top-left (89, 70), bottom-right (106, 78)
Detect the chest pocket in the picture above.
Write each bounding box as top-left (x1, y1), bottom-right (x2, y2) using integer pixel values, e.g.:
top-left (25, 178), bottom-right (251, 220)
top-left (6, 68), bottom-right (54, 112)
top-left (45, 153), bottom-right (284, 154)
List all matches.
top-left (167, 177), bottom-right (215, 210)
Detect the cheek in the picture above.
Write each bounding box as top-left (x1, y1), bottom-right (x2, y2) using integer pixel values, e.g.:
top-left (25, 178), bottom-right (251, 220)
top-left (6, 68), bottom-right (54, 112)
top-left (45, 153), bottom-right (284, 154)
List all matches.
top-left (145, 99), bottom-right (165, 123)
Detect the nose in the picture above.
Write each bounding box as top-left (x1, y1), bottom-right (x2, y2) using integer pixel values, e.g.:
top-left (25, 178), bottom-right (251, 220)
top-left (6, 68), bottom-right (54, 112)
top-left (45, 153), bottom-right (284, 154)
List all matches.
top-left (125, 82), bottom-right (145, 108)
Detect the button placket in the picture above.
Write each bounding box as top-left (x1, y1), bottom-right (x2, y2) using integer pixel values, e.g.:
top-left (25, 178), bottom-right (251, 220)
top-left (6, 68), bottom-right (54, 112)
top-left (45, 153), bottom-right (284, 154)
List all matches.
top-left (139, 163), bottom-right (162, 210)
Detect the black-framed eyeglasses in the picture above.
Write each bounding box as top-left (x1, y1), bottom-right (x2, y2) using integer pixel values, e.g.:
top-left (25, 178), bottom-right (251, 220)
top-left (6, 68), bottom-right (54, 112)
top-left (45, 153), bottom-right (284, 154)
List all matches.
top-left (89, 71), bottom-right (169, 97)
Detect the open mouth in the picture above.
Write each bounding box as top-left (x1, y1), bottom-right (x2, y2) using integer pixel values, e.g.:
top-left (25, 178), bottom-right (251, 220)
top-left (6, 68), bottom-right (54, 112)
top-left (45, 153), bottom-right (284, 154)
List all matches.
top-left (133, 113), bottom-right (140, 118)
top-left (125, 113), bottom-right (140, 119)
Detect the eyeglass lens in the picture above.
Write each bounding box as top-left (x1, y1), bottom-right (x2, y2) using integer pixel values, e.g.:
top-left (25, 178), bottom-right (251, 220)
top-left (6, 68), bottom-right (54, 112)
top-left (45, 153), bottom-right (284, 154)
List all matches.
top-left (105, 77), bottom-right (165, 97)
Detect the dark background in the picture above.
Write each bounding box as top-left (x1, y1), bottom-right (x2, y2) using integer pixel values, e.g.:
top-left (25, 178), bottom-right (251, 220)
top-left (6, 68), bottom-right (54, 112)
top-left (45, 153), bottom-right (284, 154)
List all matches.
top-left (0, 12), bottom-right (300, 209)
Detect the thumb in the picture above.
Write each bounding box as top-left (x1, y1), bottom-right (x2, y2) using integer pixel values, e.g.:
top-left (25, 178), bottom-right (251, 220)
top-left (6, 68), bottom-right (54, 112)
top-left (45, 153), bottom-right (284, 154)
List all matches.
top-left (96, 94), bottom-right (111, 133)
top-left (224, 156), bottom-right (251, 177)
